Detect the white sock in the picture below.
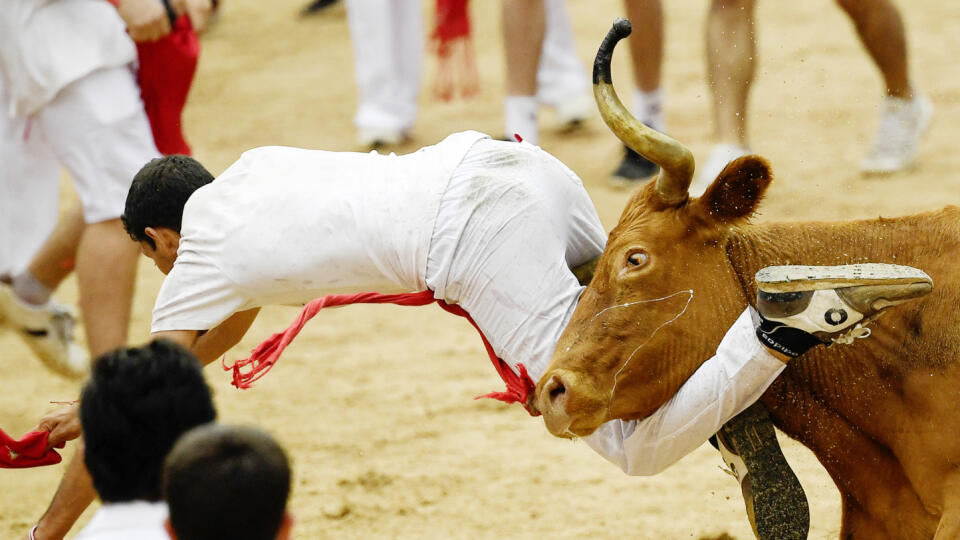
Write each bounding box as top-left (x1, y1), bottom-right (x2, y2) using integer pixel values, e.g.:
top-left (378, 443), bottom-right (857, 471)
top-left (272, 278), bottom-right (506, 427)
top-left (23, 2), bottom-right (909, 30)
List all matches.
top-left (633, 88), bottom-right (665, 133)
top-left (13, 270), bottom-right (51, 306)
top-left (504, 95), bottom-right (539, 145)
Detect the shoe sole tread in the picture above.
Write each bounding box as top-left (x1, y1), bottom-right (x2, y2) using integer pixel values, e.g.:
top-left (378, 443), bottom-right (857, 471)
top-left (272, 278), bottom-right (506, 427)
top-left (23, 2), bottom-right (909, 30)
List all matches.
top-left (719, 404), bottom-right (809, 540)
top-left (755, 264), bottom-right (931, 293)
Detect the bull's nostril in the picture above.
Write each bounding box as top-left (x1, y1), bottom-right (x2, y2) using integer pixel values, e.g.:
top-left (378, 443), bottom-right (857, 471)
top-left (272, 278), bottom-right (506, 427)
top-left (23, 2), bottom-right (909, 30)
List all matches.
top-left (549, 380), bottom-right (566, 400)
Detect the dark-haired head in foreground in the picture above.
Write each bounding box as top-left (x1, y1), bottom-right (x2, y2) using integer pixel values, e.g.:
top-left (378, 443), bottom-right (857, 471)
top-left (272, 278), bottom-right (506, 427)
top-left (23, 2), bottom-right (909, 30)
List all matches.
top-left (121, 154), bottom-right (214, 273)
top-left (164, 424), bottom-right (293, 540)
top-left (80, 339), bottom-right (216, 503)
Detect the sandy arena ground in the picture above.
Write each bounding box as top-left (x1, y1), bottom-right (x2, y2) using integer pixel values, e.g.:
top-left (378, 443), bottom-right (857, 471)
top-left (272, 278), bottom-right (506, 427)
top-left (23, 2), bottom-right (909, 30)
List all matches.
top-left (2, 0), bottom-right (958, 538)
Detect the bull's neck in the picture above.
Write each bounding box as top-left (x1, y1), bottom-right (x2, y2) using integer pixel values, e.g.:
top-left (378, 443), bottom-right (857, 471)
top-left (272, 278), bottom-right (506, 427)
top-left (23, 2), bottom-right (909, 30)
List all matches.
top-left (723, 217), bottom-right (940, 299)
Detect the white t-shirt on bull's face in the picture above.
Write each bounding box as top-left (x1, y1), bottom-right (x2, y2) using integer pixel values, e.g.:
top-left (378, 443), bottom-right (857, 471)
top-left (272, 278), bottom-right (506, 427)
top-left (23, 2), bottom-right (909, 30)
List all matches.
top-left (151, 131), bottom-right (488, 333)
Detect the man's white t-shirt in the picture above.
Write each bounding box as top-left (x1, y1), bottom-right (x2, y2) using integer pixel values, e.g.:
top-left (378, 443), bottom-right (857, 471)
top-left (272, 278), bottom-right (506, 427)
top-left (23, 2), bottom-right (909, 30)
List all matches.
top-left (0, 0), bottom-right (135, 116)
top-left (151, 131), bottom-right (488, 333)
top-left (151, 132), bottom-right (787, 477)
top-left (73, 501), bottom-right (168, 540)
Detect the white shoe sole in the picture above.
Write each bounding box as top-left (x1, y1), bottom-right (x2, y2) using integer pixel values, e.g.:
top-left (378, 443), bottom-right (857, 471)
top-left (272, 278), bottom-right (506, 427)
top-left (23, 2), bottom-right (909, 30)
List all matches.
top-left (755, 263), bottom-right (932, 293)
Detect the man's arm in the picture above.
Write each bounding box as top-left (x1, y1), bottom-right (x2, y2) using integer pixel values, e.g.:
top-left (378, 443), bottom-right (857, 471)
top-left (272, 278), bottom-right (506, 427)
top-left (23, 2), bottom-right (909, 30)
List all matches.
top-left (26, 442), bottom-right (96, 540)
top-left (23, 309), bottom-right (259, 539)
top-left (583, 308), bottom-right (786, 476)
top-left (109, 0), bottom-right (173, 42)
top-left (152, 308), bottom-right (261, 365)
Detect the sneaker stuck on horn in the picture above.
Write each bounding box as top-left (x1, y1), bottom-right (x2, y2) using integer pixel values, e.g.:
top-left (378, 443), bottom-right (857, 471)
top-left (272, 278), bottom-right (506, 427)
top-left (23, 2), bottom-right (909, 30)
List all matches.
top-left (753, 263), bottom-right (933, 358)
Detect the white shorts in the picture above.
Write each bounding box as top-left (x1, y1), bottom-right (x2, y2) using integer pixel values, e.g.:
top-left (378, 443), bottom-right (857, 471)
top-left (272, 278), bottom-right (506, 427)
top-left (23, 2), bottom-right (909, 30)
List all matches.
top-left (25, 65), bottom-right (159, 223)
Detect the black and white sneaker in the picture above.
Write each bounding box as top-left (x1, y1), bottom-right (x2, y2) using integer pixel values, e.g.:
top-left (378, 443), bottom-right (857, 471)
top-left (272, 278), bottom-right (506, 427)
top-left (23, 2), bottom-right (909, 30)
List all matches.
top-left (0, 279), bottom-right (88, 378)
top-left (608, 145), bottom-right (658, 189)
top-left (300, 0), bottom-right (340, 16)
top-left (714, 403), bottom-right (809, 540)
top-left (754, 263), bottom-right (932, 358)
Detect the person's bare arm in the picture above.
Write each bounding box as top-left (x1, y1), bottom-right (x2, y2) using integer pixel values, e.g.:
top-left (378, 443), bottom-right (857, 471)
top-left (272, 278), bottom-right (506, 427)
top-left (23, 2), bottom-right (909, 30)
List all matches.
top-left (22, 309), bottom-right (259, 539)
top-left (24, 442), bottom-right (96, 540)
top-left (170, 0), bottom-right (213, 32)
top-left (114, 0), bottom-right (172, 42)
top-left (152, 308), bottom-right (261, 366)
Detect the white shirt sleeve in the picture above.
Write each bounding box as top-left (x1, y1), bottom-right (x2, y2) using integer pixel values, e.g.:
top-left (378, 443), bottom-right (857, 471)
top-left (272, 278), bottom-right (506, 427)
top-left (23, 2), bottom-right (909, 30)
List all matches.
top-left (582, 307), bottom-right (786, 476)
top-left (151, 251), bottom-right (248, 333)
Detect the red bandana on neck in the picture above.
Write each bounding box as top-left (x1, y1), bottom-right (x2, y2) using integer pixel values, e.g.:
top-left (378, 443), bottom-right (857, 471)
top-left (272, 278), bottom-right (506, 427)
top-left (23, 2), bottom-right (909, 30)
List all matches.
top-left (224, 290), bottom-right (540, 416)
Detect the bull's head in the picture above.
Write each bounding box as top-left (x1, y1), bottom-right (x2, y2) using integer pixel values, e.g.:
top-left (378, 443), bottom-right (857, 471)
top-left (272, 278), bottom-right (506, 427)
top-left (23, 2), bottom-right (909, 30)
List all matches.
top-left (536, 19), bottom-right (774, 438)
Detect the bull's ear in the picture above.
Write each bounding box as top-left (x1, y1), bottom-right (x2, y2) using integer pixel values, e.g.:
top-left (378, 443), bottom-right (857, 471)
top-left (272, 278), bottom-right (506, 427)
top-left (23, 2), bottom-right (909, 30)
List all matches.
top-left (694, 155), bottom-right (772, 223)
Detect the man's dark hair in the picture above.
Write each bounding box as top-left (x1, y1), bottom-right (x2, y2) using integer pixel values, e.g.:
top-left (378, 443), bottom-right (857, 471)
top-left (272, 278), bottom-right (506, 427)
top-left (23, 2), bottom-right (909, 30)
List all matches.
top-left (81, 339), bottom-right (216, 503)
top-left (122, 155), bottom-right (214, 249)
top-left (164, 424), bottom-right (291, 540)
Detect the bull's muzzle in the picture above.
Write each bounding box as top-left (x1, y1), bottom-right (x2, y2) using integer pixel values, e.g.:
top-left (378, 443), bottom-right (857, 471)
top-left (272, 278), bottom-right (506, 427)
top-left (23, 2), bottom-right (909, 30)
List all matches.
top-left (536, 368), bottom-right (607, 439)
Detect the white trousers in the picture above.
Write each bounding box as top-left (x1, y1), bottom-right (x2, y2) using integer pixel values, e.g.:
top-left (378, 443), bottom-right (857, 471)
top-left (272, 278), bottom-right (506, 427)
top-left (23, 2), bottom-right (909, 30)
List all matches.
top-left (0, 73), bottom-right (59, 276)
top-left (426, 138), bottom-right (606, 379)
top-left (537, 0), bottom-right (590, 108)
top-left (345, 0), bottom-right (588, 132)
top-left (345, 0), bottom-right (423, 133)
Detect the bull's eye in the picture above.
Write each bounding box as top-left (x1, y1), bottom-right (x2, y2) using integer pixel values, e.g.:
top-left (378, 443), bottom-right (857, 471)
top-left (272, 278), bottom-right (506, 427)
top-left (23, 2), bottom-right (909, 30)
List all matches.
top-left (626, 251), bottom-right (649, 268)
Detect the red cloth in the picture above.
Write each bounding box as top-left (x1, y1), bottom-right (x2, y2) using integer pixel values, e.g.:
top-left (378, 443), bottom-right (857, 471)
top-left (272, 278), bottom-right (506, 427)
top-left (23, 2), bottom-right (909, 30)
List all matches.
top-left (135, 16), bottom-right (199, 156)
top-left (431, 0), bottom-right (478, 101)
top-left (433, 0), bottom-right (470, 53)
top-left (0, 429), bottom-right (63, 469)
top-left (224, 290), bottom-right (540, 416)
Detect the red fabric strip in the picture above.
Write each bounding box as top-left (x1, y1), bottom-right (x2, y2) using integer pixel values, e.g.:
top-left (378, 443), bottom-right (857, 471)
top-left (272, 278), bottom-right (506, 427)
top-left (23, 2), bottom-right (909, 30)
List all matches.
top-left (224, 291), bottom-right (540, 416)
top-left (433, 0), bottom-right (471, 51)
top-left (136, 16), bottom-right (199, 155)
top-left (0, 429), bottom-right (63, 469)
top-left (431, 0), bottom-right (478, 101)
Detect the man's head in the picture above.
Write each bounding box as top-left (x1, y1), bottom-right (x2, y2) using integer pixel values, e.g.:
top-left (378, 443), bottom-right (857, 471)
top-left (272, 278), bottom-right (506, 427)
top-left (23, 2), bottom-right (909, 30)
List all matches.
top-left (163, 424), bottom-right (293, 540)
top-left (122, 155), bottom-right (214, 274)
top-left (81, 339), bottom-right (216, 503)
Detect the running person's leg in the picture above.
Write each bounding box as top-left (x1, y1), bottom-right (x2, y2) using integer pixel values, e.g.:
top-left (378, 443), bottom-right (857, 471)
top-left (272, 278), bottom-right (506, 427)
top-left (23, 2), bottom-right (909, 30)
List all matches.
top-left (537, 0), bottom-right (592, 131)
top-left (37, 65), bottom-right (159, 358)
top-left (0, 72), bottom-right (84, 378)
top-left (22, 64), bottom-right (160, 540)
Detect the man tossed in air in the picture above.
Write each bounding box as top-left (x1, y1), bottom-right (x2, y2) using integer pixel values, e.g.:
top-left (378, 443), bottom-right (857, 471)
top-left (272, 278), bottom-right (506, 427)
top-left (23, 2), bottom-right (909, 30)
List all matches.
top-left (26, 131), bottom-right (930, 539)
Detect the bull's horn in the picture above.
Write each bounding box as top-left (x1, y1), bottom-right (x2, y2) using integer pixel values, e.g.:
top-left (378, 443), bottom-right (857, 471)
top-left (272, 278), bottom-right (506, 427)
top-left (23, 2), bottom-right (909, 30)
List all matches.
top-left (593, 18), bottom-right (695, 205)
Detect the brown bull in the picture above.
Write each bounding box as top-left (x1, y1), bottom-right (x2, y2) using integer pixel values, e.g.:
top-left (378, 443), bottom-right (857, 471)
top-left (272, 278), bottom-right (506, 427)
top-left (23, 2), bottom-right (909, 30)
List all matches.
top-left (536, 19), bottom-right (960, 539)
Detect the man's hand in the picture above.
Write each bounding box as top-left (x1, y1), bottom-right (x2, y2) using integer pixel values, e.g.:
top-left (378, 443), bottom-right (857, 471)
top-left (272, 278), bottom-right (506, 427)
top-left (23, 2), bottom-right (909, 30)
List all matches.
top-left (117, 0), bottom-right (172, 42)
top-left (171, 0), bottom-right (214, 33)
top-left (34, 403), bottom-right (82, 449)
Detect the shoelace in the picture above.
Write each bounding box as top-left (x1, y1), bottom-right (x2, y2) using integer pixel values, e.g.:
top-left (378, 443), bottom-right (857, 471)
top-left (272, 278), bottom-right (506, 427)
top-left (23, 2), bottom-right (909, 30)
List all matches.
top-left (719, 464), bottom-right (740, 482)
top-left (830, 324), bottom-right (872, 346)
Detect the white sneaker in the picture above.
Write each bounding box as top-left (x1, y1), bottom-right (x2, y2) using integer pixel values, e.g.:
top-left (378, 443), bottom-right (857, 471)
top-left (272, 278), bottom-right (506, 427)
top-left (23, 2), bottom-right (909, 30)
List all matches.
top-left (754, 263), bottom-right (932, 357)
top-left (860, 94), bottom-right (933, 175)
top-left (355, 127), bottom-right (410, 150)
top-left (691, 143), bottom-right (751, 196)
top-left (549, 91), bottom-right (593, 133)
top-left (0, 282), bottom-right (88, 379)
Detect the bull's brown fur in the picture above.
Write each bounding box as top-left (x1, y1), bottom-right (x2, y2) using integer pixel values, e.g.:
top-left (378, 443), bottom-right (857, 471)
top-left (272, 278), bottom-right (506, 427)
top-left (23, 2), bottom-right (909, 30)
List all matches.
top-left (540, 159), bottom-right (960, 538)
